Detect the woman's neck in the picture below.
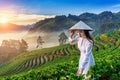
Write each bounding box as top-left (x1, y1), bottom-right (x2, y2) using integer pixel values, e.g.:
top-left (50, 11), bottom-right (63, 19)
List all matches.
top-left (80, 36), bottom-right (86, 38)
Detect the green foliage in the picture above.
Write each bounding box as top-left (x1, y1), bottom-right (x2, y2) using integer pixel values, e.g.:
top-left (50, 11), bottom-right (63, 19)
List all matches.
top-left (0, 30), bottom-right (120, 80)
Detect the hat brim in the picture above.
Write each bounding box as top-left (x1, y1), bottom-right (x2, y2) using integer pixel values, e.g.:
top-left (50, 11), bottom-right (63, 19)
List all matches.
top-left (69, 21), bottom-right (93, 31)
top-left (69, 29), bottom-right (93, 31)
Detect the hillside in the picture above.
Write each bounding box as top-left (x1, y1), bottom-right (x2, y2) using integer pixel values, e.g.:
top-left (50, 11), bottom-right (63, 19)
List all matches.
top-left (93, 22), bottom-right (120, 35)
top-left (28, 11), bottom-right (120, 35)
top-left (0, 30), bottom-right (120, 80)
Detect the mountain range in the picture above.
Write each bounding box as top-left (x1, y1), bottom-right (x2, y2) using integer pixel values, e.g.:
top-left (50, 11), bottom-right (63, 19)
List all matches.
top-left (1, 11), bottom-right (120, 35)
top-left (28, 11), bottom-right (120, 35)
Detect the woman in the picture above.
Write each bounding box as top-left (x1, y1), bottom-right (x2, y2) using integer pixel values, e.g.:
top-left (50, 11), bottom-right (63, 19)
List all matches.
top-left (69, 21), bottom-right (95, 77)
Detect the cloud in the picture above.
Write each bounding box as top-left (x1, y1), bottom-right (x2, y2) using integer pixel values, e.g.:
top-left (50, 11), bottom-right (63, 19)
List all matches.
top-left (0, 3), bottom-right (55, 25)
top-left (0, 13), bottom-right (55, 25)
top-left (111, 4), bottom-right (120, 8)
top-left (10, 14), bottom-right (55, 25)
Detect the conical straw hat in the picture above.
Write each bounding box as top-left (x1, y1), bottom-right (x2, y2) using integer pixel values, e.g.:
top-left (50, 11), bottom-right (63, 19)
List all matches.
top-left (69, 21), bottom-right (93, 31)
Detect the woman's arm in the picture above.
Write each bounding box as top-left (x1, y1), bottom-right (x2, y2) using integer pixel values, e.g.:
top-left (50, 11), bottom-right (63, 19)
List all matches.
top-left (69, 37), bottom-right (78, 45)
top-left (69, 30), bottom-right (78, 45)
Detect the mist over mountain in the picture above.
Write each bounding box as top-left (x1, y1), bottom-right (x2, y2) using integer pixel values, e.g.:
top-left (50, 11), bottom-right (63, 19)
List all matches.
top-left (28, 11), bottom-right (120, 35)
top-left (21, 11), bottom-right (120, 51)
top-left (0, 23), bottom-right (32, 33)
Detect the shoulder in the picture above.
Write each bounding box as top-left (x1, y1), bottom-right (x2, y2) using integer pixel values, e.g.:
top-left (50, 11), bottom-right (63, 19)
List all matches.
top-left (85, 39), bottom-right (93, 46)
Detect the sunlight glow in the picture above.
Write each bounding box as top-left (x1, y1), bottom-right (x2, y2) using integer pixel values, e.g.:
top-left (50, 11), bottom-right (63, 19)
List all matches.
top-left (0, 17), bottom-right (8, 24)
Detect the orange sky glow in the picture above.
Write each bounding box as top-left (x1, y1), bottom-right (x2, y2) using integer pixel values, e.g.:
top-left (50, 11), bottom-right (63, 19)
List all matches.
top-left (0, 7), bottom-right (55, 25)
top-left (0, 13), bottom-right (55, 25)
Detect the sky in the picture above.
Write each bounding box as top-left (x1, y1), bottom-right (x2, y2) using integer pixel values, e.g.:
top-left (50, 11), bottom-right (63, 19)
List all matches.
top-left (0, 0), bottom-right (120, 25)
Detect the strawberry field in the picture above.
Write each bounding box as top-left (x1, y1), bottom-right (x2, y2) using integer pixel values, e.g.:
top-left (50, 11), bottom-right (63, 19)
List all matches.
top-left (0, 31), bottom-right (120, 80)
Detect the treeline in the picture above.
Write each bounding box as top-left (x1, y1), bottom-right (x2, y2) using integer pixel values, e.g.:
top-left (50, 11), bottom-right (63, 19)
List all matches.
top-left (0, 39), bottom-right (28, 64)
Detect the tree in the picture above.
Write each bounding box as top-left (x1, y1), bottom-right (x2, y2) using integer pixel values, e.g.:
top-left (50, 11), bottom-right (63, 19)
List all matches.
top-left (1, 39), bottom-right (21, 50)
top-left (9, 39), bottom-right (21, 50)
top-left (36, 36), bottom-right (44, 48)
top-left (1, 40), bottom-right (10, 47)
top-left (20, 39), bottom-right (28, 52)
top-left (58, 32), bottom-right (68, 45)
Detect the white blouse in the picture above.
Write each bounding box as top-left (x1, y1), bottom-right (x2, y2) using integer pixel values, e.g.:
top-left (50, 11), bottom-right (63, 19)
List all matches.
top-left (69, 36), bottom-right (95, 74)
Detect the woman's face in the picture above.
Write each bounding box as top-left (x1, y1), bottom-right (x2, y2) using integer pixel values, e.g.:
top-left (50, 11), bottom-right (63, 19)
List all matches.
top-left (76, 30), bottom-right (85, 37)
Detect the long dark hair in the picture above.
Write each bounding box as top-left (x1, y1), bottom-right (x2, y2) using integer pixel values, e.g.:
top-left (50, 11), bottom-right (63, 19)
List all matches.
top-left (84, 30), bottom-right (94, 45)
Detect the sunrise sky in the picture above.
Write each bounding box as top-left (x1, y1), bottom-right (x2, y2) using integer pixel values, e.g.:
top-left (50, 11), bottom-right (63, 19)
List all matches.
top-left (0, 0), bottom-right (120, 25)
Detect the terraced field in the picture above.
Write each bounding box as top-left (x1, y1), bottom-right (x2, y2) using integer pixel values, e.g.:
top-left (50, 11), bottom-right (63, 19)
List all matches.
top-left (0, 30), bottom-right (120, 80)
top-left (0, 44), bottom-right (78, 76)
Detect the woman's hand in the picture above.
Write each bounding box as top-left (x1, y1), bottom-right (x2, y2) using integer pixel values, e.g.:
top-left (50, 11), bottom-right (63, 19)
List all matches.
top-left (70, 30), bottom-right (74, 38)
top-left (76, 69), bottom-right (83, 76)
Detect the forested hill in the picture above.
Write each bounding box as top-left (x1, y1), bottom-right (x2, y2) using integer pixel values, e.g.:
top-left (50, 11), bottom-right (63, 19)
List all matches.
top-left (94, 22), bottom-right (120, 35)
top-left (28, 11), bottom-right (120, 35)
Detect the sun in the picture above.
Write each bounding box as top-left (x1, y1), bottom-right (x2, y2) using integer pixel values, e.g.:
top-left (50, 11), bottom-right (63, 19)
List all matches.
top-left (0, 17), bottom-right (8, 24)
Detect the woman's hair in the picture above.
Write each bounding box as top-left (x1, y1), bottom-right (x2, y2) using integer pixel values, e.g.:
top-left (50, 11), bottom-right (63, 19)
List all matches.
top-left (84, 30), bottom-right (94, 45)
